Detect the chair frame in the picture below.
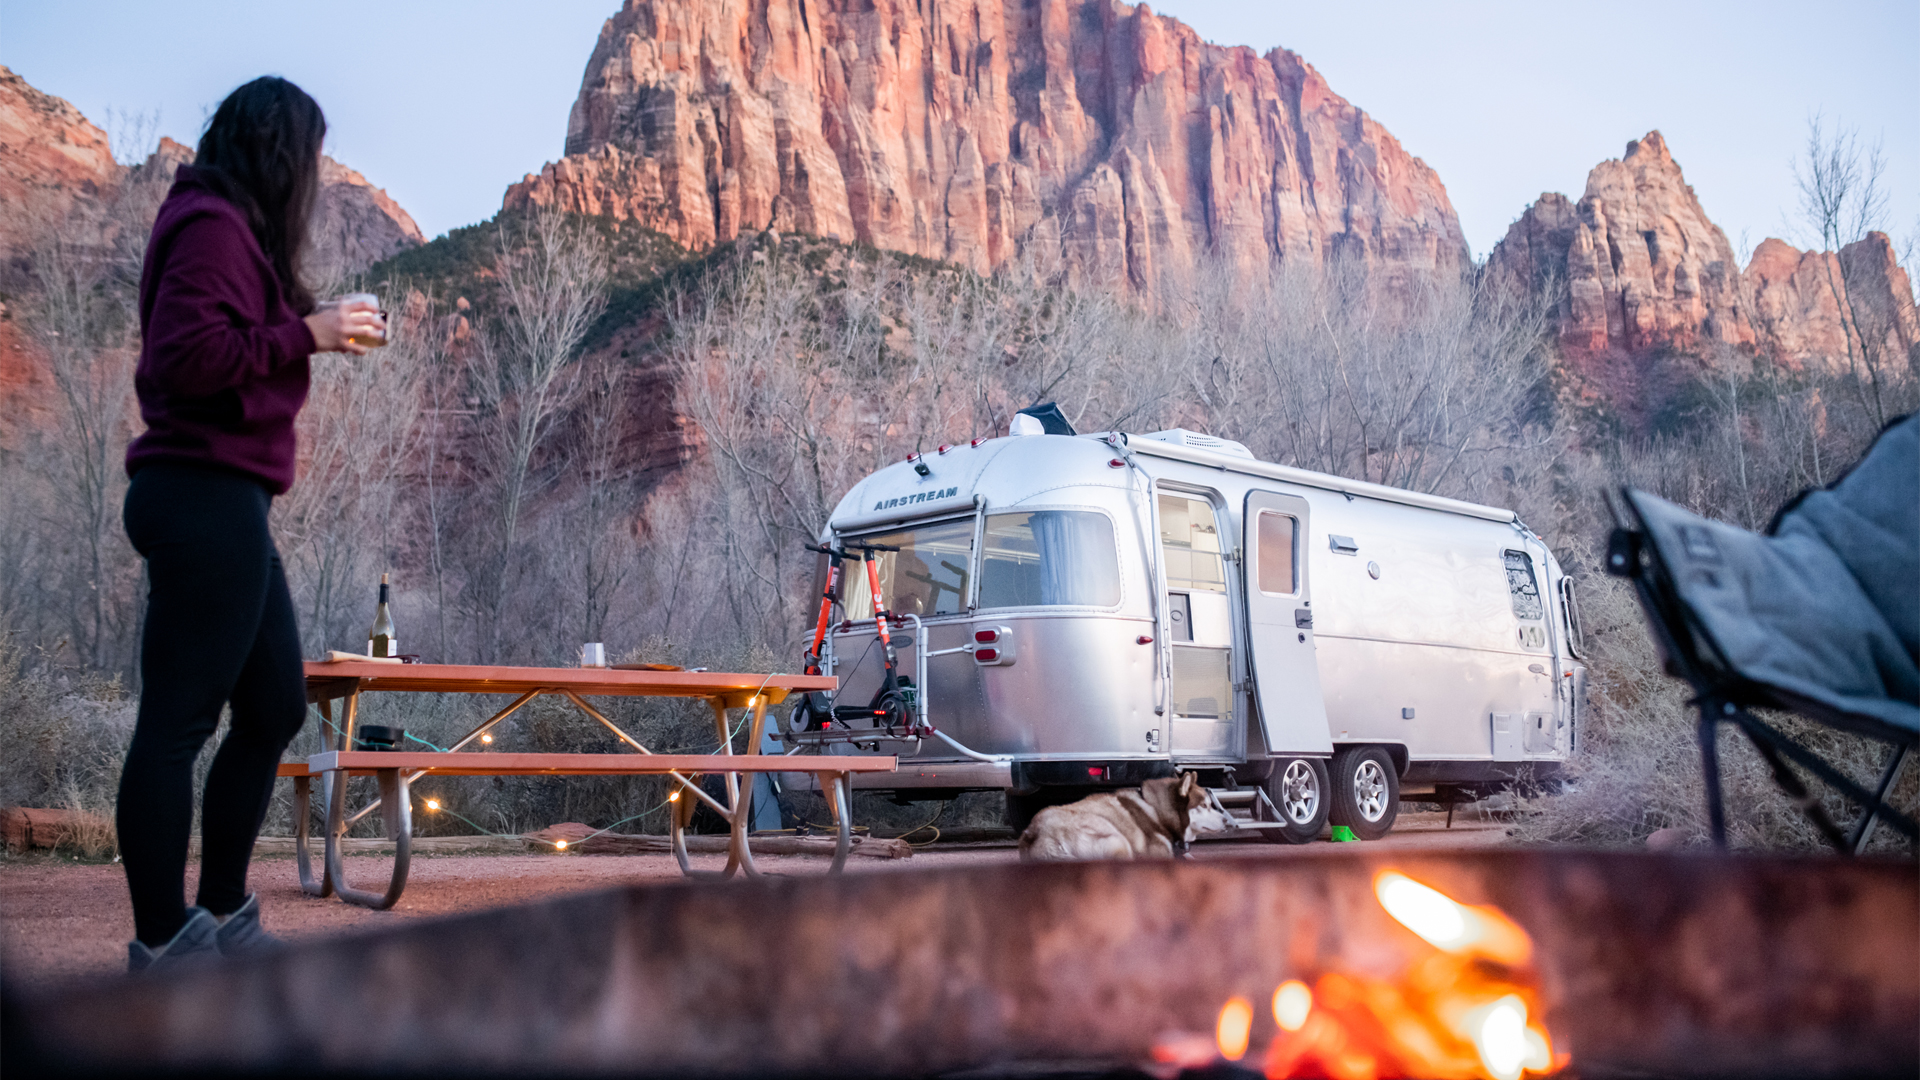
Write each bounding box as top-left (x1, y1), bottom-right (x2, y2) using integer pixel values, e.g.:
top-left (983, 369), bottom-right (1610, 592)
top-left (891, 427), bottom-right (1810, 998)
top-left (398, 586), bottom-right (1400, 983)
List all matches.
top-left (1606, 495), bottom-right (1916, 855)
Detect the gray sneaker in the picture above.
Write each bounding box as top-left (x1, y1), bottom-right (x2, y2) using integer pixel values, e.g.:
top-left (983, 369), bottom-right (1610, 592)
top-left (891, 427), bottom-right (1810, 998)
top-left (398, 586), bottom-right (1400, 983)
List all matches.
top-left (127, 908), bottom-right (219, 973)
top-left (212, 892), bottom-right (283, 957)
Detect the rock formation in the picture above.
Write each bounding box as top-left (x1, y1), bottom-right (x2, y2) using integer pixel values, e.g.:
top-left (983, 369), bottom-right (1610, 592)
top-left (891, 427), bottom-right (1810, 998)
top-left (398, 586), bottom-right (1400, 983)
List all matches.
top-left (1490, 131), bottom-right (1917, 410)
top-left (0, 69), bottom-right (422, 275)
top-left (313, 156), bottom-right (427, 279)
top-left (0, 65), bottom-right (118, 252)
top-left (505, 0), bottom-right (1468, 298)
top-left (1487, 133), bottom-right (1754, 364)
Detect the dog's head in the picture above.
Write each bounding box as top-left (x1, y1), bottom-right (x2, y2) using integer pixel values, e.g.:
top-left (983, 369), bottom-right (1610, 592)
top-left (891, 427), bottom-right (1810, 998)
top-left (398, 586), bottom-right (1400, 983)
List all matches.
top-left (1140, 773), bottom-right (1210, 840)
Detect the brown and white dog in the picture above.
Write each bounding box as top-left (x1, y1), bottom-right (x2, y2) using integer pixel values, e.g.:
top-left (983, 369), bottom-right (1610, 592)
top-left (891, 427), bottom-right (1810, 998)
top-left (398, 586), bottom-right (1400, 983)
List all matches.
top-left (1017, 774), bottom-right (1211, 861)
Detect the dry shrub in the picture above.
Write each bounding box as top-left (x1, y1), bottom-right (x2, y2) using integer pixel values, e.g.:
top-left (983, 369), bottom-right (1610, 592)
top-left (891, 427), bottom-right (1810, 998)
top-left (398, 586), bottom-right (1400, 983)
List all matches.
top-left (1511, 569), bottom-right (1918, 853)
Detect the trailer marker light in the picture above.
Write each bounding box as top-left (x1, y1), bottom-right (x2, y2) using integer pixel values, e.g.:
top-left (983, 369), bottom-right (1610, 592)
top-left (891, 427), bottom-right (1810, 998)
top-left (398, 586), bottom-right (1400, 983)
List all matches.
top-left (970, 437), bottom-right (986, 447)
top-left (974, 629), bottom-right (999, 644)
top-left (1109, 458), bottom-right (1126, 468)
top-left (974, 648), bottom-right (999, 663)
top-left (1137, 635), bottom-right (1153, 645)
top-left (938, 444), bottom-right (953, 454)
top-left (1088, 766), bottom-right (1104, 778)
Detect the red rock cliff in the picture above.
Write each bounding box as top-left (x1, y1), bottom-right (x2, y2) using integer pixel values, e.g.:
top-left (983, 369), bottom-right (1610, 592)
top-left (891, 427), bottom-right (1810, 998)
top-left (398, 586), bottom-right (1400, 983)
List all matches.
top-left (505, 0), bottom-right (1468, 296)
top-left (1489, 130), bottom-right (1916, 388)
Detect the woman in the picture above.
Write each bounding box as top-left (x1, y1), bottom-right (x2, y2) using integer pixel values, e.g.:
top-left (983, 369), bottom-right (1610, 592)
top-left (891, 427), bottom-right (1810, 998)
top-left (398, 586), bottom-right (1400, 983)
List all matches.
top-left (118, 76), bottom-right (381, 971)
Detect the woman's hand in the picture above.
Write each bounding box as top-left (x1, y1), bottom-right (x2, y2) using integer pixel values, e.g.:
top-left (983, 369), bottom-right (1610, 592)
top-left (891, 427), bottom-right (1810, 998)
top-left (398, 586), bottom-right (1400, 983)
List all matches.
top-left (304, 300), bottom-right (384, 356)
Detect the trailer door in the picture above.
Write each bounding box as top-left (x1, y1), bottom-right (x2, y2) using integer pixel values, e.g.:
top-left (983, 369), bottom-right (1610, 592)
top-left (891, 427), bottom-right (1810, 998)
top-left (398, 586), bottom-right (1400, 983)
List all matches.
top-left (1243, 491), bottom-right (1333, 755)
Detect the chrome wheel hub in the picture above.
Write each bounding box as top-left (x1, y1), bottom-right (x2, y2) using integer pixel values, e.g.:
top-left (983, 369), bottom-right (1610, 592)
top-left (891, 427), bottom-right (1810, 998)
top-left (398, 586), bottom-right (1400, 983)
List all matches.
top-left (1279, 760), bottom-right (1320, 824)
top-left (1353, 760), bottom-right (1389, 822)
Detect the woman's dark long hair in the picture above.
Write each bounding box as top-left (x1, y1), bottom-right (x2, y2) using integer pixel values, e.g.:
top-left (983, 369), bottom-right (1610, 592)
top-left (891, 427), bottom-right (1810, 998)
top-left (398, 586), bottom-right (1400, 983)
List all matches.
top-left (194, 77), bottom-right (326, 314)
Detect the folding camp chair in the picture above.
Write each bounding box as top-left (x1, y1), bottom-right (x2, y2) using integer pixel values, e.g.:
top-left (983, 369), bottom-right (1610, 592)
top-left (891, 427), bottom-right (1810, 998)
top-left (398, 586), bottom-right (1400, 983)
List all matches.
top-left (1606, 414), bottom-right (1919, 854)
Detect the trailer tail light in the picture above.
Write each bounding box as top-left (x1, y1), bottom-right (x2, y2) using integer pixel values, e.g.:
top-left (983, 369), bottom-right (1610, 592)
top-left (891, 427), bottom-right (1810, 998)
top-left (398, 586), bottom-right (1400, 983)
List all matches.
top-left (973, 626), bottom-right (1015, 666)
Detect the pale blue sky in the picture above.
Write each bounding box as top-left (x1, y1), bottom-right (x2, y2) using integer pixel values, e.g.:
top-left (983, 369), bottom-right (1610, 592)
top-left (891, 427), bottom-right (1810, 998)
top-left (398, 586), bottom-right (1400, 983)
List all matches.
top-left (3, 0), bottom-right (1912, 261)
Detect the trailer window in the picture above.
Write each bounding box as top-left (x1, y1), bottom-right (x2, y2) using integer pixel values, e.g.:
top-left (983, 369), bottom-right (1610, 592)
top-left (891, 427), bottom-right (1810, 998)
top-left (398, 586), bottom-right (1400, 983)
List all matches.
top-left (1256, 511), bottom-right (1297, 595)
top-left (842, 518), bottom-right (975, 619)
top-left (1159, 494), bottom-right (1226, 593)
top-left (1503, 550), bottom-right (1543, 620)
top-left (979, 511), bottom-right (1120, 608)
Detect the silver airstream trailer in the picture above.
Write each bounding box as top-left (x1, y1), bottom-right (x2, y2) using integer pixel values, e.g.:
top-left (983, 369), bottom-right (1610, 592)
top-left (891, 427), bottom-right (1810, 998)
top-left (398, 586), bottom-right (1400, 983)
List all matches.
top-left (778, 425), bottom-right (1586, 841)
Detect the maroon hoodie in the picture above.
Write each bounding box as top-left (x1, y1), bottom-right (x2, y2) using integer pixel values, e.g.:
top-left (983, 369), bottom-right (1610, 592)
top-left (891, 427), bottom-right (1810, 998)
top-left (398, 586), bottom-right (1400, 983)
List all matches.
top-left (125, 165), bottom-right (317, 494)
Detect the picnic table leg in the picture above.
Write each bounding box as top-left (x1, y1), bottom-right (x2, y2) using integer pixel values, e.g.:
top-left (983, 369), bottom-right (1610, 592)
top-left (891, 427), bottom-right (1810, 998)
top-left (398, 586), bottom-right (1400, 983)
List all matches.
top-left (322, 764), bottom-right (413, 910)
top-left (298, 697), bottom-right (339, 897)
top-left (818, 771), bottom-right (854, 873)
top-left (292, 772), bottom-right (330, 897)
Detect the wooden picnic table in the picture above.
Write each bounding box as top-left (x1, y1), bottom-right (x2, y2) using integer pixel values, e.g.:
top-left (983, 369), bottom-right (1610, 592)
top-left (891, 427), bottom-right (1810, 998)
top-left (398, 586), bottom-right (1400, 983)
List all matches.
top-left (287, 661), bottom-right (890, 909)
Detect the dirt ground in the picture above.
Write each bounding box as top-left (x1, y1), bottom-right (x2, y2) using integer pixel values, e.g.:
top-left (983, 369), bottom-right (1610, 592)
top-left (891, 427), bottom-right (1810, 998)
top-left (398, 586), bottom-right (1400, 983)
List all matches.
top-left (0, 811), bottom-right (1505, 989)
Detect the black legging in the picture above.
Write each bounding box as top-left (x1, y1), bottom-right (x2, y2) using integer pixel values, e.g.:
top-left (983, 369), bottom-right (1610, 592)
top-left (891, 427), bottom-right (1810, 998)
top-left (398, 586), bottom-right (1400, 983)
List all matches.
top-left (119, 463), bottom-right (306, 947)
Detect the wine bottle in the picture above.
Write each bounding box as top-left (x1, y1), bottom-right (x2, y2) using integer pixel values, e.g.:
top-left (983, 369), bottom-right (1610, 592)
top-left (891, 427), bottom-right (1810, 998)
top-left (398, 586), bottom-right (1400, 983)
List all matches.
top-left (367, 573), bottom-right (398, 658)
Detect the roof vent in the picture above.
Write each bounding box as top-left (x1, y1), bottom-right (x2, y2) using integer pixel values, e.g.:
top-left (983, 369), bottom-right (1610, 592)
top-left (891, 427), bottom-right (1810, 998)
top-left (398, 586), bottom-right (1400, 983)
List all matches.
top-left (1140, 428), bottom-right (1255, 459)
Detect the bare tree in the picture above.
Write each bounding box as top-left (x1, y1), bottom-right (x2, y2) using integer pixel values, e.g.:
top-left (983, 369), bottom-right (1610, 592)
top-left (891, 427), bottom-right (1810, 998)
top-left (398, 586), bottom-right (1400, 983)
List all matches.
top-left (1792, 114), bottom-right (1906, 427)
top-left (465, 210), bottom-right (609, 660)
top-left (22, 221), bottom-right (139, 671)
top-left (273, 285), bottom-right (433, 657)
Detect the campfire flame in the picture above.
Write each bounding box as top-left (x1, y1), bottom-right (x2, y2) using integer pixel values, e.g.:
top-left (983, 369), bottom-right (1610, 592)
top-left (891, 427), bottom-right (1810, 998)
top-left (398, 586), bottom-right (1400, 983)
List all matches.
top-left (1167, 871), bottom-right (1565, 1080)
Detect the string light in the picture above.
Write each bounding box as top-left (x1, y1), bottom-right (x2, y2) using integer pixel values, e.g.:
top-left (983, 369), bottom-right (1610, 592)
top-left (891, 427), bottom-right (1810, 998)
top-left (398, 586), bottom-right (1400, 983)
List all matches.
top-left (554, 839), bottom-right (569, 851)
top-left (480, 733), bottom-right (493, 744)
top-left (668, 790), bottom-right (680, 801)
top-left (425, 799), bottom-right (441, 811)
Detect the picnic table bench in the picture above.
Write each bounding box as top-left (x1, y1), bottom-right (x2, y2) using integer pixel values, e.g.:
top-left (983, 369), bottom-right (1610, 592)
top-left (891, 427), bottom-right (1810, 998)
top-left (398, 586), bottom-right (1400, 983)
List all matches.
top-left (285, 661), bottom-right (892, 908)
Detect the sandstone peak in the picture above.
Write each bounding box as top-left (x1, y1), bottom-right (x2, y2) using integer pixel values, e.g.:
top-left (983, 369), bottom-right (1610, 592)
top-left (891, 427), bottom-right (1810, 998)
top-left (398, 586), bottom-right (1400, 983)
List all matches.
top-left (507, 0), bottom-right (1468, 298)
top-left (1490, 130), bottom-right (1916, 416)
top-left (1489, 129), bottom-right (1752, 367)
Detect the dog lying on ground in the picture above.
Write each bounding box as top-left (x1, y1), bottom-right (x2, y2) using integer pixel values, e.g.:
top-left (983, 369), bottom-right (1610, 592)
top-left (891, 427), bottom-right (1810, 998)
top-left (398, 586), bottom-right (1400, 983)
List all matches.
top-left (1018, 774), bottom-right (1212, 861)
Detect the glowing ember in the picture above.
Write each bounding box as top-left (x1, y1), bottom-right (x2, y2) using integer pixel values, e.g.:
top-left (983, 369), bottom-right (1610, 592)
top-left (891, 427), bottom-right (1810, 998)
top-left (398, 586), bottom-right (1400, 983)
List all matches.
top-left (1470, 995), bottom-right (1529, 1080)
top-left (1156, 871), bottom-right (1566, 1079)
top-left (1273, 981), bottom-right (1312, 1032)
top-left (1216, 997), bottom-right (1253, 1061)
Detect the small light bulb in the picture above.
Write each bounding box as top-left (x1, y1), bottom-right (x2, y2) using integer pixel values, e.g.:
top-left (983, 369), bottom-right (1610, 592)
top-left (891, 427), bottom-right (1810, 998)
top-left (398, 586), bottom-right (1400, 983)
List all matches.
top-left (669, 790), bottom-right (680, 801)
top-left (480, 733), bottom-right (493, 745)
top-left (555, 839), bottom-right (569, 851)
top-left (425, 799), bottom-right (441, 811)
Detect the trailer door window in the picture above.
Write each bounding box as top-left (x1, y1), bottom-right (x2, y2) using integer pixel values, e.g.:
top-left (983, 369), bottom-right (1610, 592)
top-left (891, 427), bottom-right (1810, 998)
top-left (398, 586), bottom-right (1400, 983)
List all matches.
top-left (842, 518), bottom-right (975, 619)
top-left (978, 511), bottom-right (1121, 609)
top-left (1255, 511), bottom-right (1298, 595)
top-left (1160, 495), bottom-right (1226, 593)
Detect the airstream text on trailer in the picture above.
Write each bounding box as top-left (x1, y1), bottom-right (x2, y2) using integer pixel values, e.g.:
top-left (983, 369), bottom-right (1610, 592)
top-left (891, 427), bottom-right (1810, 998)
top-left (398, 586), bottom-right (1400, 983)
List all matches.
top-left (778, 422), bottom-right (1586, 841)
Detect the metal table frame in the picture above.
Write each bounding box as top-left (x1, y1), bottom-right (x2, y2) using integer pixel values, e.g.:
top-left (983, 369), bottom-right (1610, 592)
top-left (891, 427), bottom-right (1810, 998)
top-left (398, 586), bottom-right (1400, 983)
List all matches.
top-left (291, 662), bottom-right (889, 908)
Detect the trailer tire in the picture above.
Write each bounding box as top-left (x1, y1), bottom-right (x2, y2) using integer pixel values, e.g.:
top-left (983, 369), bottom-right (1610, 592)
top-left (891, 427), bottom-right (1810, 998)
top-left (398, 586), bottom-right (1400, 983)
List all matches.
top-left (1328, 746), bottom-right (1399, 840)
top-left (1262, 757), bottom-right (1331, 844)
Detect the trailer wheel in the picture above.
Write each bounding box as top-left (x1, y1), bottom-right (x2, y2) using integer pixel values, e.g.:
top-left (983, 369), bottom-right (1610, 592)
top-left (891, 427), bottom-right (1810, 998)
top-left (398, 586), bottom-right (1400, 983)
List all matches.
top-left (1262, 757), bottom-right (1330, 844)
top-left (1328, 746), bottom-right (1399, 839)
